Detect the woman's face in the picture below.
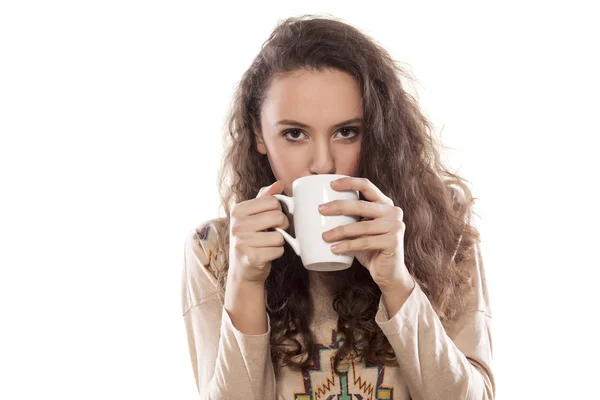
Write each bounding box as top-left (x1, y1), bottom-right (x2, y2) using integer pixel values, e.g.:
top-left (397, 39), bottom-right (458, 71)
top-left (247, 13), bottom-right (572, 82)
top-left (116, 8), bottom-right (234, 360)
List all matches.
top-left (255, 68), bottom-right (363, 196)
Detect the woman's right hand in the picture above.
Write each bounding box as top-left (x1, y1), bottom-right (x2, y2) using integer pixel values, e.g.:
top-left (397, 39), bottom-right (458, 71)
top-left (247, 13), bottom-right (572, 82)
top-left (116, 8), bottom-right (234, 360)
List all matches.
top-left (227, 180), bottom-right (289, 285)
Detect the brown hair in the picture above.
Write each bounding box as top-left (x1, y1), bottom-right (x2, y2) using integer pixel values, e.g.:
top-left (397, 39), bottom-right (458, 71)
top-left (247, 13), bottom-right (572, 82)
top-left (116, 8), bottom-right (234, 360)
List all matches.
top-left (212, 14), bottom-right (480, 375)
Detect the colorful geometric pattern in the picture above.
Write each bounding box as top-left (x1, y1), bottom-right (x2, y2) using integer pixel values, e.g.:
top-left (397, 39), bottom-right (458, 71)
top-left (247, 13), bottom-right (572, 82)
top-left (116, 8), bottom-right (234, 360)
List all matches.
top-left (294, 329), bottom-right (394, 400)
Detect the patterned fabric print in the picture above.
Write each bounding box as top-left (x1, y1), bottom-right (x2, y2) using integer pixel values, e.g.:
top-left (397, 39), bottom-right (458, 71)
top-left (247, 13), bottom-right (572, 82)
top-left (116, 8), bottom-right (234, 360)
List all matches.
top-left (193, 224), bottom-right (221, 280)
top-left (294, 329), bottom-right (394, 400)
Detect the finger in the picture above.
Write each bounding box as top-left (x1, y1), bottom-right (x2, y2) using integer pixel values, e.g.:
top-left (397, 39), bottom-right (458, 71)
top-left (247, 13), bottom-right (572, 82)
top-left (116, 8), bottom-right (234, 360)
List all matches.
top-left (256, 180), bottom-right (284, 198)
top-left (320, 199), bottom-right (388, 220)
top-left (258, 246), bottom-right (285, 264)
top-left (233, 182), bottom-right (284, 217)
top-left (331, 177), bottom-right (393, 205)
top-left (243, 196), bottom-right (283, 217)
top-left (245, 209), bottom-right (290, 232)
top-left (239, 231), bottom-right (285, 248)
top-left (323, 219), bottom-right (400, 242)
top-left (331, 233), bottom-right (397, 254)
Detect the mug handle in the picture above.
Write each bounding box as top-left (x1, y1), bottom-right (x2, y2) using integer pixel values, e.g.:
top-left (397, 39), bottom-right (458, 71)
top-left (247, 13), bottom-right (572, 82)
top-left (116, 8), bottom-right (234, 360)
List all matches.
top-left (272, 194), bottom-right (301, 256)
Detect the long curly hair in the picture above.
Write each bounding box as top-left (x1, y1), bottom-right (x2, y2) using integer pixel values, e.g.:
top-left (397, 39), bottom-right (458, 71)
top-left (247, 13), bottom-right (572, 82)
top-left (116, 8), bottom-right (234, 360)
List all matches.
top-left (212, 14), bottom-right (481, 375)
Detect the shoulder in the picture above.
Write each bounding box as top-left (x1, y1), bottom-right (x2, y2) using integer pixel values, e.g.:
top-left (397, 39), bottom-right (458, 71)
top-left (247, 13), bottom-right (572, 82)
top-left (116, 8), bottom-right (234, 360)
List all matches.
top-left (454, 209), bottom-right (491, 318)
top-left (182, 218), bottom-right (228, 312)
top-left (184, 218), bottom-right (228, 279)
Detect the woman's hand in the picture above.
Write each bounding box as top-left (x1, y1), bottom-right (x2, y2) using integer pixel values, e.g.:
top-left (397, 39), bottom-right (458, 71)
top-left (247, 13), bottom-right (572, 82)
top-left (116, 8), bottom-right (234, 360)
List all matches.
top-left (319, 177), bottom-right (415, 294)
top-left (224, 180), bottom-right (288, 335)
top-left (228, 180), bottom-right (288, 285)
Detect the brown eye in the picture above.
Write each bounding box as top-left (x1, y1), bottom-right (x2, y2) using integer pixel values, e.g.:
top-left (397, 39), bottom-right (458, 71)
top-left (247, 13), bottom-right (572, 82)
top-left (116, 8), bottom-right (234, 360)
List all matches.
top-left (337, 127), bottom-right (360, 140)
top-left (281, 129), bottom-right (306, 142)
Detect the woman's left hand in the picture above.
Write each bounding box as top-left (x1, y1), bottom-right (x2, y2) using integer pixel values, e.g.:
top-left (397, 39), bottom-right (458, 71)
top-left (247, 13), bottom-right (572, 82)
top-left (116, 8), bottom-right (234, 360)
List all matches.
top-left (319, 177), bottom-right (415, 292)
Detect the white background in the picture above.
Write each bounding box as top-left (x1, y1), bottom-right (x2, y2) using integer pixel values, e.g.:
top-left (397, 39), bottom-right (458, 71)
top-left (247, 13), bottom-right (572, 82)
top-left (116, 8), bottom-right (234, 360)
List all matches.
top-left (1, 1), bottom-right (598, 399)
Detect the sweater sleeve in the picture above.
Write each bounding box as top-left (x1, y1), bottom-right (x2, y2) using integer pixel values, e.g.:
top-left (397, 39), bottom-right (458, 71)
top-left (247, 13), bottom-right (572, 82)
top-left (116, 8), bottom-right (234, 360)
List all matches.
top-left (181, 220), bottom-right (276, 399)
top-left (374, 217), bottom-right (495, 399)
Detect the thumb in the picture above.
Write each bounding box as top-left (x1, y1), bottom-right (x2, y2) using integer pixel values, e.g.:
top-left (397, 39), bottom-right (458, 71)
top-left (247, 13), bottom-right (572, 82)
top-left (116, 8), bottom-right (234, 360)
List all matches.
top-left (257, 180), bottom-right (284, 198)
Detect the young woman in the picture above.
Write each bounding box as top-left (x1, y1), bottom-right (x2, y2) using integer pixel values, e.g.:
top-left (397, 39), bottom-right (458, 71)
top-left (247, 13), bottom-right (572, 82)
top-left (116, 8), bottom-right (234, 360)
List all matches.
top-left (182, 15), bottom-right (495, 399)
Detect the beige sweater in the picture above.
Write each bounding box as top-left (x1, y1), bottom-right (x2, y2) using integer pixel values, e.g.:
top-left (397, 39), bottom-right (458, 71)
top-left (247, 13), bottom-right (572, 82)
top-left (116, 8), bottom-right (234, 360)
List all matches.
top-left (181, 218), bottom-right (495, 399)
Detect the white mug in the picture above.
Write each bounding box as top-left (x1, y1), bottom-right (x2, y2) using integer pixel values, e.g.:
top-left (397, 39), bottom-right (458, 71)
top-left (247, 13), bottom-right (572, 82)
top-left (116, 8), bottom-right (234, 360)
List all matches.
top-left (273, 174), bottom-right (359, 272)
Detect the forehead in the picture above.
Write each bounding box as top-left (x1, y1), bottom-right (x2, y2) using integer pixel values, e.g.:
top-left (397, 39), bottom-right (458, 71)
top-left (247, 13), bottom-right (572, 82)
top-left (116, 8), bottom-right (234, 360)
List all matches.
top-left (261, 69), bottom-right (363, 125)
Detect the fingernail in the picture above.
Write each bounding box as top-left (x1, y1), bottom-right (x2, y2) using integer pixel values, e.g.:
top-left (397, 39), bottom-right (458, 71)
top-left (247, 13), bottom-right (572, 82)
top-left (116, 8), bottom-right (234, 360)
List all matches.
top-left (318, 203), bottom-right (329, 210)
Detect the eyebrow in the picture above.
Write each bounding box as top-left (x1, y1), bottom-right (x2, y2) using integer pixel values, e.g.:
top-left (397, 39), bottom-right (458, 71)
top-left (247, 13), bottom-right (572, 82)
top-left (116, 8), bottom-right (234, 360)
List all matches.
top-left (274, 117), bottom-right (363, 130)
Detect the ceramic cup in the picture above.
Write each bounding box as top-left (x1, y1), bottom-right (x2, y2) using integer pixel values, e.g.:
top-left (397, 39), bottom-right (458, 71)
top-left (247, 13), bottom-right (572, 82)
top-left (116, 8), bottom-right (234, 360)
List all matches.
top-left (273, 174), bottom-right (359, 272)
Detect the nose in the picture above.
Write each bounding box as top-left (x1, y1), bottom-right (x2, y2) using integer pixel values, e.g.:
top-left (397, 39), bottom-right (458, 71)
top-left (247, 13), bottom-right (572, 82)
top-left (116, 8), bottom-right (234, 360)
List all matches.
top-left (308, 137), bottom-right (336, 175)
